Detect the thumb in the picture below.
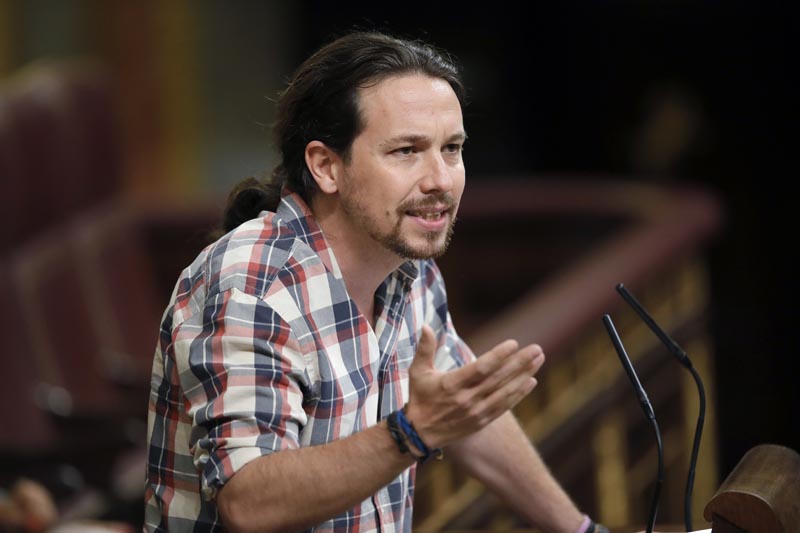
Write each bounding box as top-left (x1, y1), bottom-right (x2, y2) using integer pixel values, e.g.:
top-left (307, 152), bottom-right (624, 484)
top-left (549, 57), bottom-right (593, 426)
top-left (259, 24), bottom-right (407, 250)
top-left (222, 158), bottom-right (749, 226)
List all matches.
top-left (411, 325), bottom-right (437, 370)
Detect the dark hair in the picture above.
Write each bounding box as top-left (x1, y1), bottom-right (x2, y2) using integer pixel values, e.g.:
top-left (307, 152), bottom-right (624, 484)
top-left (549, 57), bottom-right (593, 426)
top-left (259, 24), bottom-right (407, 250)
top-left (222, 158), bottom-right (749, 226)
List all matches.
top-left (219, 31), bottom-right (465, 233)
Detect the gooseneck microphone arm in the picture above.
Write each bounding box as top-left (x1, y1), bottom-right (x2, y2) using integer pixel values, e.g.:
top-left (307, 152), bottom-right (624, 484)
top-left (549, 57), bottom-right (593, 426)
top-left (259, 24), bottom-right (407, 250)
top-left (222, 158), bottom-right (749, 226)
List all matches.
top-left (616, 283), bottom-right (705, 532)
top-left (602, 314), bottom-right (662, 533)
top-left (682, 364), bottom-right (706, 531)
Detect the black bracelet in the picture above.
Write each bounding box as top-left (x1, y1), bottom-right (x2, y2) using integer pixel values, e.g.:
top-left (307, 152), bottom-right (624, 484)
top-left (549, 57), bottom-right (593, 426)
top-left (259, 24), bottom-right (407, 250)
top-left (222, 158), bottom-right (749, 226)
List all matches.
top-left (386, 409), bottom-right (443, 462)
top-left (386, 410), bottom-right (410, 454)
top-left (387, 410), bottom-right (423, 459)
top-left (396, 407), bottom-right (443, 462)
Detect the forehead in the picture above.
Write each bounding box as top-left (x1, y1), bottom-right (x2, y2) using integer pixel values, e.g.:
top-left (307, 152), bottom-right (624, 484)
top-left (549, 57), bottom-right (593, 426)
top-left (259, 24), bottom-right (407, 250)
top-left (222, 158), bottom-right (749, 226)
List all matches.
top-left (356, 74), bottom-right (463, 137)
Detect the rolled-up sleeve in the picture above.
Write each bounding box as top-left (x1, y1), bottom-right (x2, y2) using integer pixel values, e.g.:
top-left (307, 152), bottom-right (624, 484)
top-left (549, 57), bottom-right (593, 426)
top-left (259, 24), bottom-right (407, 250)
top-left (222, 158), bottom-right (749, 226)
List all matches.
top-left (172, 287), bottom-right (310, 501)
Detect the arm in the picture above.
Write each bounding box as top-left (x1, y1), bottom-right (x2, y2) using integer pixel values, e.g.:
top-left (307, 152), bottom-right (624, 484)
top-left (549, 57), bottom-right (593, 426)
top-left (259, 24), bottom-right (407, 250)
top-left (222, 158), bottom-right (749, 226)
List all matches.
top-left (217, 325), bottom-right (543, 532)
top-left (218, 420), bottom-right (414, 532)
top-left (448, 411), bottom-right (586, 533)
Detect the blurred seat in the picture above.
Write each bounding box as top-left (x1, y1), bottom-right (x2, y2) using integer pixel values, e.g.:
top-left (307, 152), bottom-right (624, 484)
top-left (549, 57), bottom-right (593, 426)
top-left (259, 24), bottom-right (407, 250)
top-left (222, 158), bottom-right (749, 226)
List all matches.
top-left (0, 261), bottom-right (59, 455)
top-left (0, 84), bottom-right (36, 251)
top-left (0, 60), bottom-right (121, 253)
top-left (1, 252), bottom-right (143, 519)
top-left (68, 200), bottom-right (164, 385)
top-left (8, 218), bottom-right (147, 419)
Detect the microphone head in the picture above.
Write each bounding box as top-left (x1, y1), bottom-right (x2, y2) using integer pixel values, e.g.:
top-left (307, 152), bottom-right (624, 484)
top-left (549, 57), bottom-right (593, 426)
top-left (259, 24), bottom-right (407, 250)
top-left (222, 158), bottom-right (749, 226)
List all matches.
top-left (615, 282), bottom-right (692, 369)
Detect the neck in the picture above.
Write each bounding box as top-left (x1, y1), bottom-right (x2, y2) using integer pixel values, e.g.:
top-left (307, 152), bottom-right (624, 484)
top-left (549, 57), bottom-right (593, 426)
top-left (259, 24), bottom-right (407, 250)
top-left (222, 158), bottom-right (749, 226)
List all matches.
top-left (311, 198), bottom-right (405, 327)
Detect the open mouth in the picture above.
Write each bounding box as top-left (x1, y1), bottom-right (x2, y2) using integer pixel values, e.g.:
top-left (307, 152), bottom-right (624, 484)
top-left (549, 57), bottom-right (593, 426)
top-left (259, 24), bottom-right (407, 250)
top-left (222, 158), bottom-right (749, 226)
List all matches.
top-left (406, 209), bottom-right (447, 221)
top-left (400, 195), bottom-right (457, 230)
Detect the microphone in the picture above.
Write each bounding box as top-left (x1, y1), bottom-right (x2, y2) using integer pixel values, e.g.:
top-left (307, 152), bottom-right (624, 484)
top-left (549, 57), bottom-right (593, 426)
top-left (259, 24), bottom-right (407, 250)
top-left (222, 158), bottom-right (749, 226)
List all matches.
top-left (602, 314), bottom-right (662, 533)
top-left (616, 283), bottom-right (706, 533)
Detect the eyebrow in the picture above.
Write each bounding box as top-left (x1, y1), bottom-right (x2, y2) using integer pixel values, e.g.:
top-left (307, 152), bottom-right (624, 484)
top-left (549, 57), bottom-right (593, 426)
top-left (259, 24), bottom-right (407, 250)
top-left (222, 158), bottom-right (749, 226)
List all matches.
top-left (379, 131), bottom-right (468, 149)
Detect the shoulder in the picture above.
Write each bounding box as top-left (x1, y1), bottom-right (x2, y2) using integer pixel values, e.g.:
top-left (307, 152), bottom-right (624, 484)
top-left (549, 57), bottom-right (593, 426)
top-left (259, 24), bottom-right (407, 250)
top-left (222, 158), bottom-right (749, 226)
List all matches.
top-left (171, 213), bottom-right (323, 312)
top-left (206, 213), bottom-right (333, 299)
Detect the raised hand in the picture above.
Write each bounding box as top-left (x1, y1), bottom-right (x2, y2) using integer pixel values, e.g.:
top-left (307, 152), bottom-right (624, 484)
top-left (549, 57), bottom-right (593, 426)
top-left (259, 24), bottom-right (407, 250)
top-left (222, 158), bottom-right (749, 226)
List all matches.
top-left (404, 325), bottom-right (544, 450)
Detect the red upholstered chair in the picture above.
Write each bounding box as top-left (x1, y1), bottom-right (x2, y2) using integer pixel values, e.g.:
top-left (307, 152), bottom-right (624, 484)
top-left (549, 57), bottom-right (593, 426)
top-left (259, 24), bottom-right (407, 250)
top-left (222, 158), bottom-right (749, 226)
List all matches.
top-left (67, 201), bottom-right (164, 386)
top-left (0, 61), bottom-right (121, 253)
top-left (0, 261), bottom-right (59, 455)
top-left (8, 222), bottom-right (143, 419)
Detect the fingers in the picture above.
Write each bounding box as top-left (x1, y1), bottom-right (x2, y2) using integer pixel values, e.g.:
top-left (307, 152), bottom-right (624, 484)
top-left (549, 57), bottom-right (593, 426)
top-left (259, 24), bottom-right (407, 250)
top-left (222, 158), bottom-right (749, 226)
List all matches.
top-left (442, 339), bottom-right (517, 391)
top-left (458, 346), bottom-right (542, 426)
top-left (472, 344), bottom-right (544, 399)
top-left (443, 340), bottom-right (543, 392)
top-left (437, 341), bottom-right (543, 429)
top-left (474, 370), bottom-right (538, 423)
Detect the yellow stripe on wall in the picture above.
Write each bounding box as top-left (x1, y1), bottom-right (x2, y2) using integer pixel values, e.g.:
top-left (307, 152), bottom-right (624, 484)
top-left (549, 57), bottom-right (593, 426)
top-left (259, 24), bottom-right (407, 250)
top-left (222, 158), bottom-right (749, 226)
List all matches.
top-left (153, 0), bottom-right (203, 197)
top-left (593, 410), bottom-right (630, 528)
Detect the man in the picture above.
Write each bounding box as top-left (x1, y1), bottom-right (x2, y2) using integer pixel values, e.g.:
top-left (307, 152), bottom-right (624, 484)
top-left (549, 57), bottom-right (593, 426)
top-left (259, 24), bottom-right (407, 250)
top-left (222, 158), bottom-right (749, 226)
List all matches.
top-left (145, 31), bottom-right (606, 532)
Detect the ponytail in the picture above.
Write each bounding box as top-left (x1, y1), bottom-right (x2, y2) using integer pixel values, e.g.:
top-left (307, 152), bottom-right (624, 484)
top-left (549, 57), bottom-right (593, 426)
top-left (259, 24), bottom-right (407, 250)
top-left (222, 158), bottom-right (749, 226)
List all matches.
top-left (218, 175), bottom-right (281, 234)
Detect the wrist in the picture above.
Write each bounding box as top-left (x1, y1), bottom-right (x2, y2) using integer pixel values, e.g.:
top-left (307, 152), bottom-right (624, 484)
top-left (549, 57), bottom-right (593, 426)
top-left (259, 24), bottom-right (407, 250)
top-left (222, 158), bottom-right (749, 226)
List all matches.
top-left (386, 406), bottom-right (443, 462)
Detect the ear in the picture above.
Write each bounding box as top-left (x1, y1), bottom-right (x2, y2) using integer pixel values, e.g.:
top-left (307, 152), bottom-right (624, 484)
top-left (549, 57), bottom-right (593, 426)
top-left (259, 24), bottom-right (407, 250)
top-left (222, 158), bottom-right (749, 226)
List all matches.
top-left (305, 141), bottom-right (342, 195)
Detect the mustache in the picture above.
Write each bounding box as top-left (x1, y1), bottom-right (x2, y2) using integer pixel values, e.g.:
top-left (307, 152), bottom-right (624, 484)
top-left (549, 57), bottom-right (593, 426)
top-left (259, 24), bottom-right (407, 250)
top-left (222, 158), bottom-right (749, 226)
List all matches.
top-left (398, 193), bottom-right (458, 212)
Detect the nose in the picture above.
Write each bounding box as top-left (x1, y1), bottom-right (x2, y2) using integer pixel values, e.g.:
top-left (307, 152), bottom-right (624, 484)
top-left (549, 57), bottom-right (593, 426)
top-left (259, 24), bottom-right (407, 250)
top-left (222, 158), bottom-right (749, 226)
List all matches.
top-left (420, 152), bottom-right (454, 193)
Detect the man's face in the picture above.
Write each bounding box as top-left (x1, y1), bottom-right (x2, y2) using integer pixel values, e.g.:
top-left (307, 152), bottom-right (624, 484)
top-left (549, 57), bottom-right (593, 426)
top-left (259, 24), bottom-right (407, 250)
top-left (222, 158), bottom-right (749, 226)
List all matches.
top-left (337, 73), bottom-right (466, 260)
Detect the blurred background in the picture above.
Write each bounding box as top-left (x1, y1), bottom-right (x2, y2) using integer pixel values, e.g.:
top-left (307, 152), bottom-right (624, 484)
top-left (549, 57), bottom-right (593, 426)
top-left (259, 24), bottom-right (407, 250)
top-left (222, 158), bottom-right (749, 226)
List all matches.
top-left (0, 1), bottom-right (795, 531)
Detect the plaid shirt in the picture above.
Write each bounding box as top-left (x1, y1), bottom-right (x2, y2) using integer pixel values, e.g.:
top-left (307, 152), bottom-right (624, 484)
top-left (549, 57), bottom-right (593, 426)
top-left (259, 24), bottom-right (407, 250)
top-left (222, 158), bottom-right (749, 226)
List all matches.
top-left (145, 192), bottom-right (474, 532)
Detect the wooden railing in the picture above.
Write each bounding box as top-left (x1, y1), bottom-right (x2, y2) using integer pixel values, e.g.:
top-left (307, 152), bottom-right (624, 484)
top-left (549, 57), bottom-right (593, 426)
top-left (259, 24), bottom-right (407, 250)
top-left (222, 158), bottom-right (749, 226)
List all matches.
top-left (415, 178), bottom-right (724, 531)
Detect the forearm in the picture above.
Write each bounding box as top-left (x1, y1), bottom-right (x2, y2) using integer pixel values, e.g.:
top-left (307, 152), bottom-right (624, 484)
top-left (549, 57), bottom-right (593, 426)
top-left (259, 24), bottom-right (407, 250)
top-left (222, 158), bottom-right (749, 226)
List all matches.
top-left (217, 420), bottom-right (414, 532)
top-left (448, 411), bottom-right (584, 532)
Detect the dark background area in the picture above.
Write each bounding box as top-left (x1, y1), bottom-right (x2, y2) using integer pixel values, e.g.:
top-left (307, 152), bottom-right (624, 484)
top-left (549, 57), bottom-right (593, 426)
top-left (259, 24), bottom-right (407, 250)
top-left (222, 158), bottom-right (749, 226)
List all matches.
top-left (296, 1), bottom-right (796, 478)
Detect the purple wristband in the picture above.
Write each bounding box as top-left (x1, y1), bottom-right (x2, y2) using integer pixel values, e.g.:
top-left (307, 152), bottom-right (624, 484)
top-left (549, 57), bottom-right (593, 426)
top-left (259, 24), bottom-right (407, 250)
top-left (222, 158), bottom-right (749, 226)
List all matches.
top-left (576, 515), bottom-right (592, 533)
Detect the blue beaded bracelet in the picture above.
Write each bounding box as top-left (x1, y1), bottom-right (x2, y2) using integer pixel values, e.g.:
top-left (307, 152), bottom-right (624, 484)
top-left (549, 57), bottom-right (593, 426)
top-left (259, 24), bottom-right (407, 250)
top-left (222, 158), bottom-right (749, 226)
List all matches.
top-left (395, 406), bottom-right (443, 462)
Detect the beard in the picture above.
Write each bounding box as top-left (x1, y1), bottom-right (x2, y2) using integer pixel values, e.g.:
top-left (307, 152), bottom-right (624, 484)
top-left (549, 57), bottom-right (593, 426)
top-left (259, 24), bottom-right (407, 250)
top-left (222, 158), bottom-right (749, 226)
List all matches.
top-left (340, 192), bottom-right (458, 260)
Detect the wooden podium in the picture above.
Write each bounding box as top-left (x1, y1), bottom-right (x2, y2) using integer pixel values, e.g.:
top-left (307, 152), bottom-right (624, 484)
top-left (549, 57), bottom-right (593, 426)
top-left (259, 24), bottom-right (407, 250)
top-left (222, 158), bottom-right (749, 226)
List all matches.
top-left (703, 444), bottom-right (800, 533)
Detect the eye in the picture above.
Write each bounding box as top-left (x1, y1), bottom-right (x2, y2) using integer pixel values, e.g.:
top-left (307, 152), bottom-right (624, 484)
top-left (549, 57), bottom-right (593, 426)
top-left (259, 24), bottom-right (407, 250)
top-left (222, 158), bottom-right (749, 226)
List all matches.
top-left (391, 146), bottom-right (418, 157)
top-left (443, 143), bottom-right (463, 154)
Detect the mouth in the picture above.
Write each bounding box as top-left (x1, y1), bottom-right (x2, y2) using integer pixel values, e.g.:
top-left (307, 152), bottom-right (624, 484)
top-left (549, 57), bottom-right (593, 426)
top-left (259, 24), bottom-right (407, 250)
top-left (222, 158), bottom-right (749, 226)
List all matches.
top-left (399, 194), bottom-right (458, 232)
top-left (402, 203), bottom-right (454, 232)
top-left (405, 207), bottom-right (448, 221)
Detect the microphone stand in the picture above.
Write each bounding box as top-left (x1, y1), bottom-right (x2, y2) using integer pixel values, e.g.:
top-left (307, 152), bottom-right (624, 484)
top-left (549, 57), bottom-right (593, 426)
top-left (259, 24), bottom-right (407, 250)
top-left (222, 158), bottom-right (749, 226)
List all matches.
top-left (684, 365), bottom-right (706, 531)
top-left (603, 314), bottom-right (662, 533)
top-left (616, 283), bottom-right (706, 532)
